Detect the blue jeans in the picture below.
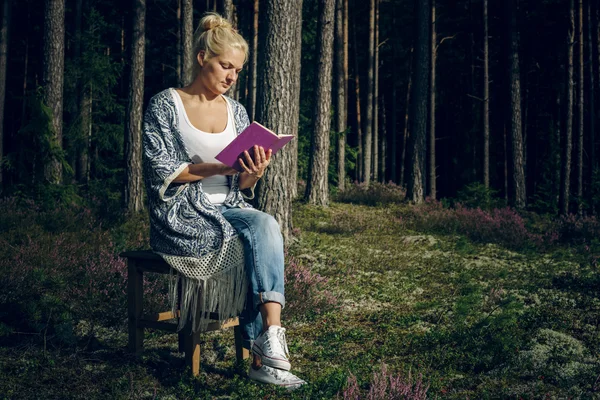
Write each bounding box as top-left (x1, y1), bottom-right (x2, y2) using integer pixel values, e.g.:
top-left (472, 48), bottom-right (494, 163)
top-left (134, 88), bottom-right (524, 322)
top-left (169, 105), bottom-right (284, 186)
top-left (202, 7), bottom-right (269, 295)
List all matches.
top-left (219, 206), bottom-right (286, 348)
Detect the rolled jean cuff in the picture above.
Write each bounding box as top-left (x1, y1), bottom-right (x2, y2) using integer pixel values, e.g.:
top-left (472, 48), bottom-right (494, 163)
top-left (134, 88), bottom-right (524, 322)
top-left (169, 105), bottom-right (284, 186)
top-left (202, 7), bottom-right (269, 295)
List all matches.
top-left (254, 291), bottom-right (285, 310)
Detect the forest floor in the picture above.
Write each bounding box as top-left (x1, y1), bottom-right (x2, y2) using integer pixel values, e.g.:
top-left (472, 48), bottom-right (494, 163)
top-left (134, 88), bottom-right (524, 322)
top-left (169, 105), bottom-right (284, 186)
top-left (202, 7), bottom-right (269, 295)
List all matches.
top-left (1, 197), bottom-right (600, 399)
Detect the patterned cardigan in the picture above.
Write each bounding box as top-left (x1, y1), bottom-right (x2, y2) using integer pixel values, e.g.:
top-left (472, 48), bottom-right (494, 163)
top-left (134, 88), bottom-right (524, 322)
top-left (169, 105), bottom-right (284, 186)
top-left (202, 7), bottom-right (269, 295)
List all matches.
top-left (142, 88), bottom-right (252, 331)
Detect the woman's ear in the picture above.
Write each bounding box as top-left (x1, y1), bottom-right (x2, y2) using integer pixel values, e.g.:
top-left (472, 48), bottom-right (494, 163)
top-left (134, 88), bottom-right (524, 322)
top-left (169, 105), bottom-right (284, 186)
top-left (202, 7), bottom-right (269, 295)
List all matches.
top-left (197, 51), bottom-right (205, 67)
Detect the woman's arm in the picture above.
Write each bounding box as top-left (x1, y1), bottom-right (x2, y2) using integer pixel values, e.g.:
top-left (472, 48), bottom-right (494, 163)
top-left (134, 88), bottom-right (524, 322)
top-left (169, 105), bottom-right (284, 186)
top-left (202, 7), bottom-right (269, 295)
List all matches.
top-left (173, 163), bottom-right (238, 183)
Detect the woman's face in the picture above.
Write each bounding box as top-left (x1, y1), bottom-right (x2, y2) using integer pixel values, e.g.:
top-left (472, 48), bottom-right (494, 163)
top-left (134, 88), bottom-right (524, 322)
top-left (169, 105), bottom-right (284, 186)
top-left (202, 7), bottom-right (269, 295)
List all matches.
top-left (198, 48), bottom-right (244, 96)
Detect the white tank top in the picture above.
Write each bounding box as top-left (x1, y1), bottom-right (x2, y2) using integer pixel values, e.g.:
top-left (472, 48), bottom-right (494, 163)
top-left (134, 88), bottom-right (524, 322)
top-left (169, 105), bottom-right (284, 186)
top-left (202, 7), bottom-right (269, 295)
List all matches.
top-left (171, 88), bottom-right (236, 205)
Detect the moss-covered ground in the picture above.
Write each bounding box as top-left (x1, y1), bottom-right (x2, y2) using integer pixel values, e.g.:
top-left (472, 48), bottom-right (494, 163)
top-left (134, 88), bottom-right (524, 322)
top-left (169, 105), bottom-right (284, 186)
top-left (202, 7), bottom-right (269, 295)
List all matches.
top-left (1, 200), bottom-right (599, 399)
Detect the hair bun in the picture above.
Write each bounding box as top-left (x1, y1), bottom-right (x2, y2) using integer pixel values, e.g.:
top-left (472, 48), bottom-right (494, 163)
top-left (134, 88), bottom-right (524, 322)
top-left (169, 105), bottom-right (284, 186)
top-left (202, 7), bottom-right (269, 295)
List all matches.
top-left (201, 13), bottom-right (232, 32)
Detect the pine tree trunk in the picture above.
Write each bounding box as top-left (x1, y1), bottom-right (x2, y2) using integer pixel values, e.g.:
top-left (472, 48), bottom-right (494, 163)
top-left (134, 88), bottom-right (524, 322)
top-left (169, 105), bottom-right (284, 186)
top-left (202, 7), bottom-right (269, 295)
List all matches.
top-left (391, 4), bottom-right (398, 184)
top-left (406, 0), bottom-right (430, 203)
top-left (373, 0), bottom-right (379, 183)
top-left (124, 0), bottom-right (145, 213)
top-left (429, 0), bottom-right (436, 199)
top-left (588, 0), bottom-right (595, 214)
top-left (254, 0), bottom-right (303, 241)
top-left (247, 0), bottom-right (258, 121)
top-left (176, 0), bottom-right (182, 86)
top-left (307, 0), bottom-right (335, 205)
top-left (483, 0), bottom-right (490, 188)
top-left (335, 0), bottom-right (346, 190)
top-left (560, 0), bottom-right (575, 215)
top-left (77, 84), bottom-right (92, 184)
top-left (0, 0), bottom-right (10, 190)
top-left (577, 0), bottom-right (584, 215)
top-left (221, 0), bottom-right (233, 21)
top-left (42, 0), bottom-right (65, 184)
top-left (182, 0), bottom-right (193, 86)
top-left (507, 0), bottom-right (526, 209)
top-left (352, 21), bottom-right (363, 182)
top-left (592, 0), bottom-right (598, 214)
top-left (400, 47), bottom-right (413, 188)
top-left (363, 0), bottom-right (375, 185)
top-left (75, 0), bottom-right (91, 184)
top-left (381, 93), bottom-right (387, 181)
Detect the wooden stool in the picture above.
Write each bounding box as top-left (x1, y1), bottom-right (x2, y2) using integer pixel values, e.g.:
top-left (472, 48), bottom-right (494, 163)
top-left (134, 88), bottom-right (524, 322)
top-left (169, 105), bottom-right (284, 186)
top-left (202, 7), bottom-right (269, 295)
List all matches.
top-left (122, 250), bottom-right (250, 376)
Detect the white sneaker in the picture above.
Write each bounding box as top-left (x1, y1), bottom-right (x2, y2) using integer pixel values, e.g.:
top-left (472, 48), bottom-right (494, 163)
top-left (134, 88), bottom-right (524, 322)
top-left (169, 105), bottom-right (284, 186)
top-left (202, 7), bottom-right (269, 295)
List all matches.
top-left (248, 364), bottom-right (307, 390)
top-left (252, 325), bottom-right (291, 371)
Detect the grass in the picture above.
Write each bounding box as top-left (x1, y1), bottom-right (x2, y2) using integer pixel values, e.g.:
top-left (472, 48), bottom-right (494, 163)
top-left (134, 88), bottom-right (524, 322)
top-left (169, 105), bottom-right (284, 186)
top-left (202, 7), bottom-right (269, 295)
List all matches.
top-left (1, 197), bottom-right (600, 399)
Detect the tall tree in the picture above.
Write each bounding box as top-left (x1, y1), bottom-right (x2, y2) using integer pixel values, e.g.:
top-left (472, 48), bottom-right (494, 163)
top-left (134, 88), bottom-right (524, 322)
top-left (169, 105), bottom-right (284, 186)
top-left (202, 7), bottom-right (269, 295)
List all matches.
top-left (363, 0), bottom-right (375, 185)
top-left (406, 0), bottom-right (430, 203)
top-left (577, 0), bottom-right (584, 215)
top-left (124, 0), bottom-right (145, 213)
top-left (42, 0), bottom-right (65, 184)
top-left (182, 0), bottom-right (193, 86)
top-left (373, 0), bottom-right (379, 182)
top-left (400, 47), bottom-right (413, 188)
top-left (335, 0), bottom-right (347, 190)
top-left (352, 20), bottom-right (363, 182)
top-left (560, 0), bottom-right (575, 215)
top-left (254, 0), bottom-right (303, 240)
top-left (74, 0), bottom-right (92, 184)
top-left (246, 0), bottom-right (258, 121)
top-left (483, 0), bottom-right (490, 189)
top-left (390, 5), bottom-right (398, 184)
top-left (306, 0), bottom-right (335, 206)
top-left (429, 0), bottom-right (436, 199)
top-left (0, 0), bottom-right (11, 190)
top-left (221, 0), bottom-right (233, 21)
top-left (507, 0), bottom-right (526, 209)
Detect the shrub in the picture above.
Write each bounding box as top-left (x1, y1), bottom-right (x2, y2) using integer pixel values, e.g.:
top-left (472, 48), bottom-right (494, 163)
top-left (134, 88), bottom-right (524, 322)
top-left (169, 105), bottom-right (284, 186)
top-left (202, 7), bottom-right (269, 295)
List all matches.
top-left (339, 364), bottom-right (429, 400)
top-left (455, 182), bottom-right (504, 210)
top-left (0, 197), bottom-right (165, 345)
top-left (335, 182), bottom-right (406, 206)
top-left (284, 254), bottom-right (338, 320)
top-left (406, 200), bottom-right (541, 251)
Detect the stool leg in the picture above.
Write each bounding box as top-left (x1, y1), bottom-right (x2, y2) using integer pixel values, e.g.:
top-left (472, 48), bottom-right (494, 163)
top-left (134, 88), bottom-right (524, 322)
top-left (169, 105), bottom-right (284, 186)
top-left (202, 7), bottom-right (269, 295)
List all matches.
top-left (127, 259), bottom-right (144, 354)
top-left (234, 325), bottom-right (250, 362)
top-left (183, 330), bottom-right (201, 376)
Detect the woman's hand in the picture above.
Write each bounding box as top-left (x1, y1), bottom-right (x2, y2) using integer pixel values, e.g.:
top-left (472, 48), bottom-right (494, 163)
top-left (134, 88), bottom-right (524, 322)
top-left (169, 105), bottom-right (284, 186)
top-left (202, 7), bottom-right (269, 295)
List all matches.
top-left (239, 145), bottom-right (272, 178)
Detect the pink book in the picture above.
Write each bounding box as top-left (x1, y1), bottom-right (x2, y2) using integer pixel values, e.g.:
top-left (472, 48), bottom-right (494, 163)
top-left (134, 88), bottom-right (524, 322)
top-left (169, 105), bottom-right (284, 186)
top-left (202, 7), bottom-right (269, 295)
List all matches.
top-left (215, 122), bottom-right (294, 171)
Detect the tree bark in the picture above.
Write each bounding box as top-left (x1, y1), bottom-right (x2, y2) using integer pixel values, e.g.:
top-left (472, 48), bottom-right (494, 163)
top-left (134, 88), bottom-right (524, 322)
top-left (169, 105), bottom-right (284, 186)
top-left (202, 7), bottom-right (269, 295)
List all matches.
top-left (124, 0), bottom-right (145, 213)
top-left (577, 0), bottom-right (584, 215)
top-left (363, 0), bottom-right (375, 185)
top-left (176, 0), bottom-right (182, 86)
top-left (306, 0), bottom-right (335, 205)
top-left (335, 0), bottom-right (347, 190)
top-left (221, 0), bottom-right (234, 21)
top-left (42, 0), bottom-right (65, 184)
top-left (380, 93), bottom-right (387, 181)
top-left (254, 0), bottom-right (303, 241)
top-left (483, 0), bottom-right (490, 189)
top-left (182, 0), bottom-right (193, 86)
top-left (0, 0), bottom-right (11, 190)
top-left (247, 0), bottom-right (259, 121)
top-left (560, 0), bottom-right (575, 215)
top-left (352, 20), bottom-right (363, 182)
top-left (400, 47), bottom-right (413, 188)
top-left (391, 5), bottom-right (398, 184)
top-left (406, 0), bottom-right (430, 203)
top-left (429, 0), bottom-right (436, 199)
top-left (507, 0), bottom-right (526, 209)
top-left (373, 0), bottom-right (379, 182)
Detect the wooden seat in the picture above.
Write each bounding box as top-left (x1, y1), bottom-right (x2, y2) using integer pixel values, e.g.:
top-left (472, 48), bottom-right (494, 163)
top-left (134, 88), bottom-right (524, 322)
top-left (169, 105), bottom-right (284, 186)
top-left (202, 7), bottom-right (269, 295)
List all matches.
top-left (122, 250), bottom-right (250, 376)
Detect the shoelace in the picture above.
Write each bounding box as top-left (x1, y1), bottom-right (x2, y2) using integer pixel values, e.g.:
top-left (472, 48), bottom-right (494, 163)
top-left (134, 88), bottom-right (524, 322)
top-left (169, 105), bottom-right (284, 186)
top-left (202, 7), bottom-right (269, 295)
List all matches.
top-left (276, 327), bottom-right (290, 358)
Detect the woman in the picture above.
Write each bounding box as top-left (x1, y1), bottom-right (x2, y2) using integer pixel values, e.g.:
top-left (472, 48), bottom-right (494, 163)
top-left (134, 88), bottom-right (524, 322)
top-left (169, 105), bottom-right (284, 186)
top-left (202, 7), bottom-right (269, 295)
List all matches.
top-left (142, 13), bottom-right (305, 389)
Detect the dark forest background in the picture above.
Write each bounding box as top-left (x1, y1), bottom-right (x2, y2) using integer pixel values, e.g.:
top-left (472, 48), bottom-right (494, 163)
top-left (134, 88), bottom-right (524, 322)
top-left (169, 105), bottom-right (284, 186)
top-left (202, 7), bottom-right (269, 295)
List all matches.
top-left (1, 0), bottom-right (597, 219)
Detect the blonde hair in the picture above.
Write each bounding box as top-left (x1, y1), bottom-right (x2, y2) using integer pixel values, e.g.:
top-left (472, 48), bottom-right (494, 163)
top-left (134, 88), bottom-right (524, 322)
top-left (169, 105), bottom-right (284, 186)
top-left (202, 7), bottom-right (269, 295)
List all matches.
top-left (190, 13), bottom-right (249, 79)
